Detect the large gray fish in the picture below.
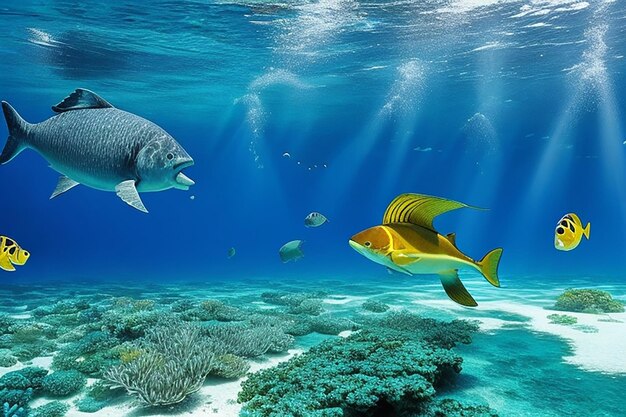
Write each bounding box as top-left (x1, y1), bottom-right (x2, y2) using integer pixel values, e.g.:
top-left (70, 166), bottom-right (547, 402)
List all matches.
top-left (0, 89), bottom-right (194, 213)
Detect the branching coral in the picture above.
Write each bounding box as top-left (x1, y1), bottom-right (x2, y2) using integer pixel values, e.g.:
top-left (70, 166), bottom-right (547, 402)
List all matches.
top-left (103, 324), bottom-right (217, 406)
top-left (206, 325), bottom-right (293, 357)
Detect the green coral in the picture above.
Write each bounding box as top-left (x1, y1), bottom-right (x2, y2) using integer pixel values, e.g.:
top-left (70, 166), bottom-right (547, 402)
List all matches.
top-left (553, 289), bottom-right (624, 314)
top-left (362, 300), bottom-right (390, 313)
top-left (29, 401), bottom-right (69, 417)
top-left (0, 350), bottom-right (17, 368)
top-left (41, 371), bottom-right (87, 397)
top-left (309, 315), bottom-right (357, 335)
top-left (547, 314), bottom-right (578, 325)
top-left (212, 354), bottom-right (250, 379)
top-left (103, 324), bottom-right (218, 406)
top-left (238, 331), bottom-right (463, 416)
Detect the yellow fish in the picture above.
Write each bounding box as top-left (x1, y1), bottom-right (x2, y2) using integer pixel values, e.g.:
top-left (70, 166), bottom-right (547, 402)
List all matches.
top-left (349, 193), bottom-right (503, 307)
top-left (554, 213), bottom-right (590, 251)
top-left (0, 236), bottom-right (30, 271)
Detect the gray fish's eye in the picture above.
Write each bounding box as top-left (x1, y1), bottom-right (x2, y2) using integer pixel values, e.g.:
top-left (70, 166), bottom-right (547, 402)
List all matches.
top-left (166, 153), bottom-right (174, 160)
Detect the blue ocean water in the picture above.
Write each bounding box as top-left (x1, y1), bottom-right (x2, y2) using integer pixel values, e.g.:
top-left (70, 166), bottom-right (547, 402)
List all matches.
top-left (1, 2), bottom-right (626, 417)
top-left (1, 0), bottom-right (625, 281)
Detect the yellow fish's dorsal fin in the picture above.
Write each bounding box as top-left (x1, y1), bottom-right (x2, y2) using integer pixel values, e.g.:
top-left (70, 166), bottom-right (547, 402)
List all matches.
top-left (446, 233), bottom-right (457, 246)
top-left (382, 193), bottom-right (482, 232)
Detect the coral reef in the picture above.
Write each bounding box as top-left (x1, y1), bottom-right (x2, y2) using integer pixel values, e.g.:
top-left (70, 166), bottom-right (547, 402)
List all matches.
top-left (362, 300), bottom-right (390, 313)
top-left (547, 314), bottom-right (578, 325)
top-left (104, 324), bottom-right (218, 406)
top-left (238, 327), bottom-right (489, 416)
top-left (552, 289), bottom-right (624, 314)
top-left (41, 370), bottom-right (87, 397)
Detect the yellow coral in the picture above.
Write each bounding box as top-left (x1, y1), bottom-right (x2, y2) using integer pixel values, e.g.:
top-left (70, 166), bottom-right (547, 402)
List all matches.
top-left (119, 349), bottom-right (143, 363)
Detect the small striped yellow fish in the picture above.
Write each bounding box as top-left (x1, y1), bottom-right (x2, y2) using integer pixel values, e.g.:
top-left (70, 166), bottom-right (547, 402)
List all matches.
top-left (554, 213), bottom-right (590, 251)
top-left (0, 236), bottom-right (30, 272)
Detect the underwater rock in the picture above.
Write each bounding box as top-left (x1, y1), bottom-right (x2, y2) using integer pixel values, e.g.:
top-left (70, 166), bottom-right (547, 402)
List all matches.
top-left (362, 300), bottom-right (390, 313)
top-left (239, 329), bottom-right (471, 416)
top-left (552, 289), bottom-right (624, 314)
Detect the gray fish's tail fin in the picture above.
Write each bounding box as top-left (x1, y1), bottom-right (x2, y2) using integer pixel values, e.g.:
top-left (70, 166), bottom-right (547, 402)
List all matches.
top-left (1, 101), bottom-right (30, 164)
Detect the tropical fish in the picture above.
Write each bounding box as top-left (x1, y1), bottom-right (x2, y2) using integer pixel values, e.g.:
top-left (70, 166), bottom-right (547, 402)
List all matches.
top-left (228, 247), bottom-right (236, 259)
top-left (0, 236), bottom-right (30, 272)
top-left (554, 213), bottom-right (590, 251)
top-left (279, 240), bottom-right (304, 263)
top-left (0, 89), bottom-right (195, 213)
top-left (304, 212), bottom-right (328, 228)
top-left (349, 193), bottom-right (503, 307)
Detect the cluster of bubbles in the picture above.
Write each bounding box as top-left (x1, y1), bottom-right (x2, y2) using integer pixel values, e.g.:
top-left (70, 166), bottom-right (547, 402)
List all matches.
top-left (282, 152), bottom-right (328, 172)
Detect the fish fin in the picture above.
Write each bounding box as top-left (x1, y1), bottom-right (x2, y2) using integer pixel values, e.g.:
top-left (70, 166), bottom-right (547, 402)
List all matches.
top-left (583, 222), bottom-right (590, 240)
top-left (1, 102), bottom-right (29, 164)
top-left (0, 255), bottom-right (16, 272)
top-left (446, 232), bottom-right (457, 246)
top-left (115, 180), bottom-right (148, 213)
top-left (438, 270), bottom-right (478, 307)
top-left (52, 89), bottom-right (114, 113)
top-left (50, 175), bottom-right (80, 199)
top-left (477, 247), bottom-right (503, 287)
top-left (390, 251), bottom-right (420, 266)
top-left (382, 193), bottom-right (484, 232)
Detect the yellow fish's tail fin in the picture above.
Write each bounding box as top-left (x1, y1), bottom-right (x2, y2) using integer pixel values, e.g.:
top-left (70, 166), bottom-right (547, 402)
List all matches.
top-left (477, 248), bottom-right (503, 287)
top-left (583, 222), bottom-right (590, 240)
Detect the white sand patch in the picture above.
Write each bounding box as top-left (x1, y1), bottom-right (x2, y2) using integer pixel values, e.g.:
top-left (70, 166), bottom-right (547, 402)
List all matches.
top-left (338, 330), bottom-right (353, 338)
top-left (323, 295), bottom-right (366, 305)
top-left (418, 299), bottom-right (626, 374)
top-left (0, 356), bottom-right (53, 377)
top-left (9, 313), bottom-right (32, 319)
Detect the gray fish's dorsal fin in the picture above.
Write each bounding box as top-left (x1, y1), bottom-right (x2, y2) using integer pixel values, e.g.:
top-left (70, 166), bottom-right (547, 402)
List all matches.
top-left (52, 89), bottom-right (114, 113)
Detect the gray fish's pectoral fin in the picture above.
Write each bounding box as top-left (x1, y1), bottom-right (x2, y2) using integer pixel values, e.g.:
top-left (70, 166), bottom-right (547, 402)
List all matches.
top-left (50, 175), bottom-right (80, 199)
top-left (115, 180), bottom-right (148, 213)
top-left (438, 270), bottom-right (478, 307)
top-left (52, 88), bottom-right (114, 113)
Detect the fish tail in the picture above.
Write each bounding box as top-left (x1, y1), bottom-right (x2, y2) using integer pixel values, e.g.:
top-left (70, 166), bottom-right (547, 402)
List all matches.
top-left (1, 101), bottom-right (30, 164)
top-left (477, 247), bottom-right (503, 287)
top-left (583, 222), bottom-right (590, 239)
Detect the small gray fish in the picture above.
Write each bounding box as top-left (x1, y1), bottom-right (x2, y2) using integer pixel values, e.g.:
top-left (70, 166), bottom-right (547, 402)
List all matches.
top-left (279, 240), bottom-right (304, 263)
top-left (228, 247), bottom-right (236, 259)
top-left (304, 212), bottom-right (328, 228)
top-left (1, 88), bottom-right (194, 213)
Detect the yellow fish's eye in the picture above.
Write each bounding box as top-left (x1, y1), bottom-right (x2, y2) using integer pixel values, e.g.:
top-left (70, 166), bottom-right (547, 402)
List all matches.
top-left (364, 241), bottom-right (372, 247)
top-left (556, 227), bottom-right (565, 235)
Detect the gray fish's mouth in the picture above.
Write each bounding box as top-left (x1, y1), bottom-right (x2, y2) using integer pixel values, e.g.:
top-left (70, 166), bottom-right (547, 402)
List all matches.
top-left (173, 159), bottom-right (195, 190)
